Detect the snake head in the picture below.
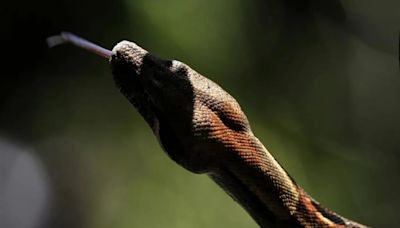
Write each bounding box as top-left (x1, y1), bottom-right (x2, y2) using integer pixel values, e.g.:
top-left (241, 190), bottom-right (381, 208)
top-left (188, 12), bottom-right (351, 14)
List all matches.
top-left (111, 41), bottom-right (251, 173)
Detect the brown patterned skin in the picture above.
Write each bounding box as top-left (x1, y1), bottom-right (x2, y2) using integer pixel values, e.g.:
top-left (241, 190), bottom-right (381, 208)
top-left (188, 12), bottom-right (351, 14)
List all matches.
top-left (110, 41), bottom-right (368, 228)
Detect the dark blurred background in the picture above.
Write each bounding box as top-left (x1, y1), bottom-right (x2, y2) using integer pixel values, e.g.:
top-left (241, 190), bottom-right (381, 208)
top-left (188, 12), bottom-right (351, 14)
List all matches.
top-left (1, 0), bottom-right (399, 227)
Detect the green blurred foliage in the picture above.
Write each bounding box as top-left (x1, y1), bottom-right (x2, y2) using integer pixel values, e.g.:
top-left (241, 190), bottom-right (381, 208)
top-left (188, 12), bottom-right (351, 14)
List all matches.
top-left (1, 0), bottom-right (399, 227)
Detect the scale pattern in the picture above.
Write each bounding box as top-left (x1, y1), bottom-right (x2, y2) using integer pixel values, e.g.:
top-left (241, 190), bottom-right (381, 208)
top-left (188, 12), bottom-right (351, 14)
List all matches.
top-left (110, 41), bottom-right (368, 228)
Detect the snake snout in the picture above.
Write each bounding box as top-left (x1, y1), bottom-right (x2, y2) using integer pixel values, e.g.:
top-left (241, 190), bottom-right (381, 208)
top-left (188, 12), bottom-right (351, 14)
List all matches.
top-left (111, 41), bottom-right (148, 75)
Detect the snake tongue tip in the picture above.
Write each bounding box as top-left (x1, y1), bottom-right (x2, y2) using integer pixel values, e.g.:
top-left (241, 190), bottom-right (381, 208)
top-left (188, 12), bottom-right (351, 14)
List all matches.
top-left (46, 35), bottom-right (66, 48)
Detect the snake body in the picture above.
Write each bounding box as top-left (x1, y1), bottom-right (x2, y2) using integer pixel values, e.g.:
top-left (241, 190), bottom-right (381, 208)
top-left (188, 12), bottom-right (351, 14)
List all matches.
top-left (110, 41), bottom-right (367, 228)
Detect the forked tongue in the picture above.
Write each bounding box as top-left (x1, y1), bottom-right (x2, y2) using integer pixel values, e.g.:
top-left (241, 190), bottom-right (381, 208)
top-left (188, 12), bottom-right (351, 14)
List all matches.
top-left (46, 32), bottom-right (112, 59)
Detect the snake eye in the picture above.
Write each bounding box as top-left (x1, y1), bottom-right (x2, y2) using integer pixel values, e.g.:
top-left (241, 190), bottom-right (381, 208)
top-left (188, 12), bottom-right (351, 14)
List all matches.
top-left (217, 111), bottom-right (248, 132)
top-left (204, 100), bottom-right (249, 133)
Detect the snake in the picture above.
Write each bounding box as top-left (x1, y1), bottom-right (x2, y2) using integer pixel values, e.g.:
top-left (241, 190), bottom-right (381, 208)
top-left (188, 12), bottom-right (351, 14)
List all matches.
top-left (48, 32), bottom-right (368, 228)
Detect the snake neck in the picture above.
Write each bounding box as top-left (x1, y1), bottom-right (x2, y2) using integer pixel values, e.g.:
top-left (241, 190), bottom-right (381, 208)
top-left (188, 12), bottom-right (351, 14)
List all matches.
top-left (209, 136), bottom-right (367, 228)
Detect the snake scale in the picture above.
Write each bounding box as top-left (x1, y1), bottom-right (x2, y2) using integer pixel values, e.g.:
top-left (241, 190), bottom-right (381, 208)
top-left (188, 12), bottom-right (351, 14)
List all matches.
top-left (48, 33), bottom-right (368, 228)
